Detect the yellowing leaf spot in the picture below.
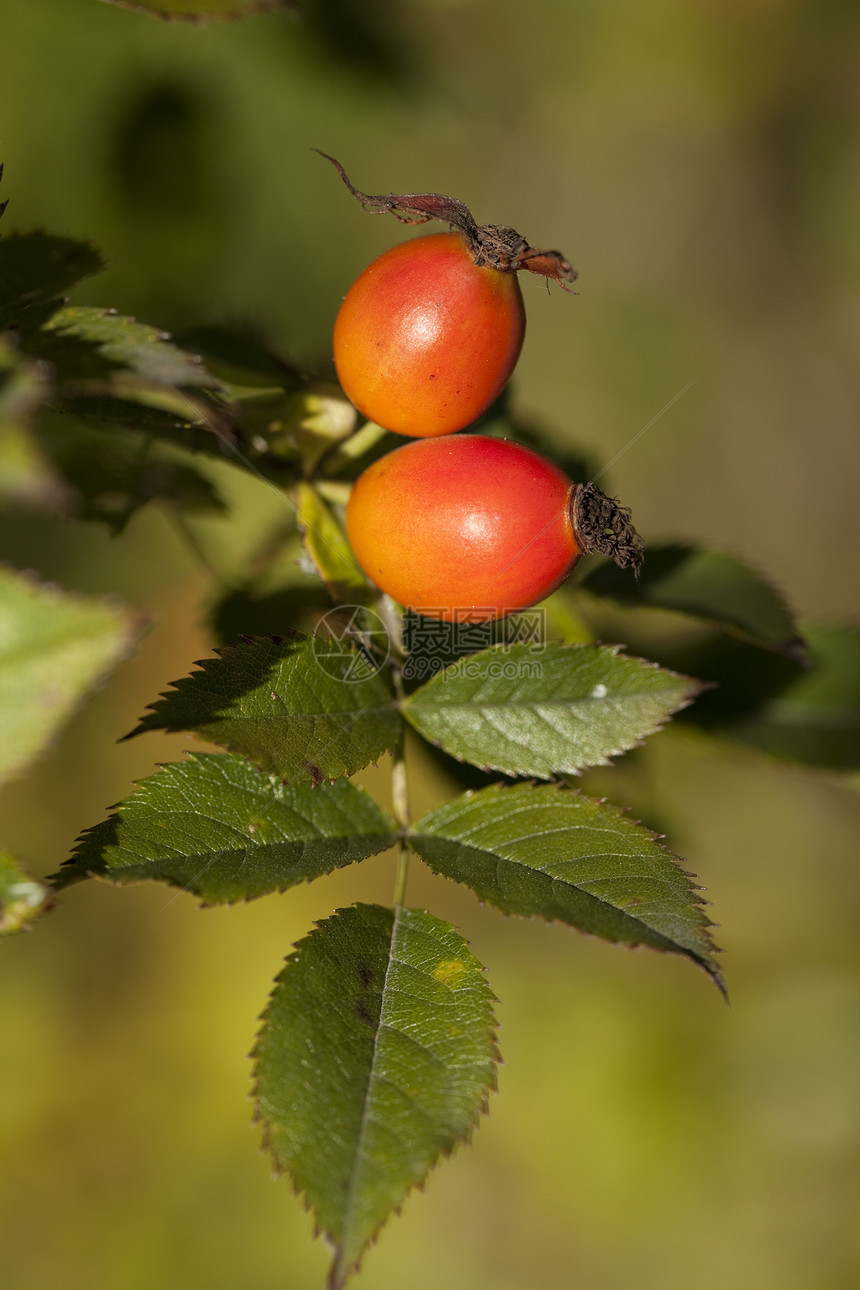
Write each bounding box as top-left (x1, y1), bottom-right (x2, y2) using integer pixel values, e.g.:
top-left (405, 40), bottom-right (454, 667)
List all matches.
top-left (433, 959), bottom-right (468, 987)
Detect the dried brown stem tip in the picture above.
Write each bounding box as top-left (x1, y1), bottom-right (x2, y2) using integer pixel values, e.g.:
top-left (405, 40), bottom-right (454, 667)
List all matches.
top-left (571, 482), bottom-right (644, 576)
top-left (315, 149), bottom-right (577, 290)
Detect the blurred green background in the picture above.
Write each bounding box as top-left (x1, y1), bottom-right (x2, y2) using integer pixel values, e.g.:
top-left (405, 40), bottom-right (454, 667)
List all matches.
top-left (1, 0), bottom-right (859, 1286)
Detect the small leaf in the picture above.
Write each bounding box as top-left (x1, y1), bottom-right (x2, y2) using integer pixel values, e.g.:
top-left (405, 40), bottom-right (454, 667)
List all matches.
top-left (96, 0), bottom-right (293, 19)
top-left (0, 231), bottom-right (104, 332)
top-left (402, 641), bottom-right (700, 777)
top-left (0, 566), bottom-right (147, 785)
top-left (583, 544), bottom-right (804, 656)
top-left (32, 306), bottom-right (221, 388)
top-left (56, 753), bottom-right (397, 901)
top-left (0, 850), bottom-right (53, 935)
top-left (127, 634), bottom-right (399, 785)
top-left (252, 904), bottom-right (498, 1288)
top-left (296, 482), bottom-right (370, 602)
top-left (728, 623), bottom-right (860, 770)
top-left (410, 782), bottom-right (722, 986)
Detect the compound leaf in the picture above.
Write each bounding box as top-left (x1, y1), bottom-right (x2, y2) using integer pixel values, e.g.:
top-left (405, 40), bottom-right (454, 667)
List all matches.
top-left (0, 231), bottom-right (104, 332)
top-left (56, 753), bottom-right (397, 901)
top-left (583, 544), bottom-right (804, 657)
top-left (32, 306), bottom-right (220, 388)
top-left (127, 634), bottom-right (399, 785)
top-left (0, 566), bottom-right (146, 785)
top-left (253, 903), bottom-right (498, 1289)
top-left (0, 850), bottom-right (53, 935)
top-left (410, 782), bottom-right (722, 988)
top-left (402, 641), bottom-right (701, 777)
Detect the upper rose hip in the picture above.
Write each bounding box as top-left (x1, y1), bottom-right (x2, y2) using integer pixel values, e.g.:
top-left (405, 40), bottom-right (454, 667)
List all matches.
top-left (321, 152), bottom-right (577, 439)
top-left (333, 232), bottom-right (526, 438)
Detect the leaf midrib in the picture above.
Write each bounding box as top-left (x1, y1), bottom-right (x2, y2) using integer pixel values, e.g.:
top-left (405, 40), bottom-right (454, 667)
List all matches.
top-left (410, 831), bottom-right (706, 959)
top-left (335, 905), bottom-right (402, 1279)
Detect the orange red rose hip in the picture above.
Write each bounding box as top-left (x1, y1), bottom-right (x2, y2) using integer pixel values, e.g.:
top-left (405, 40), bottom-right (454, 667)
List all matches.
top-left (322, 154), bottom-right (642, 620)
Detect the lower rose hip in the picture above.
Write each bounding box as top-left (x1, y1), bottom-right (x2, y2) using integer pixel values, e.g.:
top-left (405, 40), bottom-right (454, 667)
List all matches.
top-left (345, 435), bottom-right (642, 622)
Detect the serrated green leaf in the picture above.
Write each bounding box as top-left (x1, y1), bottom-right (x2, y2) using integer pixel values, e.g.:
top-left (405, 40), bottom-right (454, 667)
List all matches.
top-left (96, 0), bottom-right (291, 18)
top-left (728, 623), bottom-right (860, 770)
top-left (56, 753), bottom-right (397, 901)
top-left (0, 850), bottom-right (53, 935)
top-left (253, 903), bottom-right (498, 1288)
top-left (0, 231), bottom-right (104, 331)
top-left (583, 544), bottom-right (804, 656)
top-left (32, 307), bottom-right (220, 388)
top-left (410, 782), bottom-right (722, 987)
top-left (0, 566), bottom-right (146, 785)
top-left (402, 641), bottom-right (700, 777)
top-left (127, 634), bottom-right (399, 785)
top-left (296, 482), bottom-right (370, 603)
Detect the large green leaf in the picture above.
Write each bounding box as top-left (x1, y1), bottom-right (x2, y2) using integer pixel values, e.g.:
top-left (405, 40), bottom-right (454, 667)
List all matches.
top-left (253, 904), bottom-right (498, 1289)
top-left (33, 307), bottom-right (220, 388)
top-left (0, 232), bottom-right (104, 332)
top-left (56, 753), bottom-right (397, 902)
top-left (582, 544), bottom-right (804, 656)
top-left (96, 0), bottom-right (291, 19)
top-left (410, 782), bottom-right (722, 987)
top-left (127, 634), bottom-right (399, 784)
top-left (402, 642), bottom-right (701, 777)
top-left (728, 623), bottom-right (860, 770)
top-left (0, 566), bottom-right (146, 785)
top-left (0, 850), bottom-right (53, 935)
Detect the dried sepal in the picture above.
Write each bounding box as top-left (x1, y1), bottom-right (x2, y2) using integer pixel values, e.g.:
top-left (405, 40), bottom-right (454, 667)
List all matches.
top-left (316, 150), bottom-right (577, 290)
top-left (571, 482), bottom-right (645, 576)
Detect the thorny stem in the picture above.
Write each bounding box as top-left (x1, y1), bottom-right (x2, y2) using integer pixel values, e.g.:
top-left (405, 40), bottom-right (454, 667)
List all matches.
top-left (391, 666), bottom-right (411, 908)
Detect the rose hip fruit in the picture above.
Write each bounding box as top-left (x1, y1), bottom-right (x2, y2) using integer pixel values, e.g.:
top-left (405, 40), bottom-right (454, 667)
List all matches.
top-left (345, 435), bottom-right (643, 621)
top-left (333, 232), bottom-right (526, 438)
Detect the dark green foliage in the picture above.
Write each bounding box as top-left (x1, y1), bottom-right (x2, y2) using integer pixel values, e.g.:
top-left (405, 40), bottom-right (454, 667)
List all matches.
top-left (727, 623), bottom-right (860, 770)
top-left (583, 544), bottom-right (804, 656)
top-left (0, 232), bottom-right (104, 332)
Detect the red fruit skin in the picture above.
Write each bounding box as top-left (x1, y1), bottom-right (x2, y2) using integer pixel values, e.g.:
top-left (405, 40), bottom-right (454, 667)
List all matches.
top-left (345, 435), bottom-right (580, 621)
top-left (333, 232), bottom-right (525, 438)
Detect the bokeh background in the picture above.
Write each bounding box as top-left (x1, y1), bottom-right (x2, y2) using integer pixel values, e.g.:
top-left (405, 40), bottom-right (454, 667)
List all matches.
top-left (1, 0), bottom-right (859, 1286)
